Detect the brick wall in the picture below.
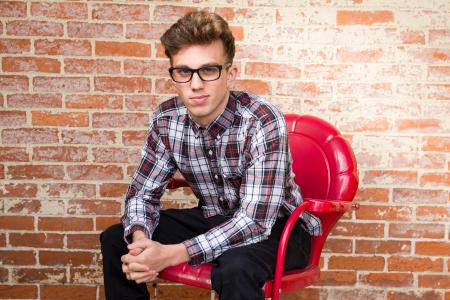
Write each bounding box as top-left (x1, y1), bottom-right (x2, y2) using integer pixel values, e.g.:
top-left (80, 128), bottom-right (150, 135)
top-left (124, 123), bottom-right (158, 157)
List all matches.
top-left (0, 1), bottom-right (449, 299)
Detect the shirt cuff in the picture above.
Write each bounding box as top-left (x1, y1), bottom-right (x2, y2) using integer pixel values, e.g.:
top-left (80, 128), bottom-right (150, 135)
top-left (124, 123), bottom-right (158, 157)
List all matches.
top-left (123, 224), bottom-right (150, 244)
top-left (182, 235), bottom-right (214, 267)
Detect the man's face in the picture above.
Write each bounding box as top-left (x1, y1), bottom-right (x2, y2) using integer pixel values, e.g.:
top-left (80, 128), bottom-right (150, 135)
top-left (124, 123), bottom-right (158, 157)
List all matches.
top-left (170, 40), bottom-right (237, 128)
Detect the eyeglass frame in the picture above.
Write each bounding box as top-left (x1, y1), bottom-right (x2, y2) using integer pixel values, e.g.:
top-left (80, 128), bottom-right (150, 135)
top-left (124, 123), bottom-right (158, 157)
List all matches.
top-left (168, 63), bottom-right (232, 83)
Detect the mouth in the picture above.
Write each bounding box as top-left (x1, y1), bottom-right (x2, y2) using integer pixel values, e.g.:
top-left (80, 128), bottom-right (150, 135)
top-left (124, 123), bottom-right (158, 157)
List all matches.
top-left (189, 95), bottom-right (209, 105)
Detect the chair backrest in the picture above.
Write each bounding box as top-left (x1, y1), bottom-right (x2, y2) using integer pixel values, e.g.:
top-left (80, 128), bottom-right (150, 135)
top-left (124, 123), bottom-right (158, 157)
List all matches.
top-left (285, 114), bottom-right (358, 266)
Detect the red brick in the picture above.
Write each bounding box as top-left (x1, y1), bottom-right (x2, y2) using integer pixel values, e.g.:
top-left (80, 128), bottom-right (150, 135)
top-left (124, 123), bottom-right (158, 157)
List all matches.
top-left (35, 39), bottom-right (91, 56)
top-left (0, 147), bottom-right (29, 161)
top-left (420, 172), bottom-right (450, 187)
top-left (387, 290), bottom-right (444, 300)
top-left (416, 242), bottom-right (450, 256)
top-left (428, 66), bottom-right (450, 81)
top-left (337, 116), bottom-right (390, 133)
top-left (5, 199), bottom-right (50, 214)
top-left (96, 41), bottom-right (150, 57)
top-left (356, 205), bottom-right (413, 221)
top-left (2, 57), bottom-right (60, 73)
top-left (360, 272), bottom-right (413, 287)
top-left (0, 183), bottom-right (37, 198)
top-left (419, 275), bottom-right (450, 289)
top-left (39, 251), bottom-right (95, 266)
top-left (124, 59), bottom-right (168, 76)
top-left (99, 183), bottom-right (128, 198)
top-left (388, 256), bottom-right (443, 272)
top-left (12, 268), bottom-right (66, 283)
top-left (67, 165), bottom-right (123, 180)
top-left (122, 130), bottom-right (147, 146)
top-left (126, 23), bottom-right (170, 40)
top-left (393, 188), bottom-right (447, 204)
top-left (407, 48), bottom-right (450, 63)
top-left (33, 76), bottom-right (90, 92)
top-left (2, 128), bottom-right (59, 144)
top-left (67, 234), bottom-right (100, 250)
top-left (0, 111), bottom-right (26, 126)
top-left (319, 271), bottom-right (356, 286)
top-left (94, 76), bottom-right (151, 93)
top-left (400, 29), bottom-right (426, 45)
top-left (332, 222), bottom-right (384, 238)
top-left (323, 238), bottom-right (352, 253)
top-left (93, 4), bottom-right (150, 21)
top-left (155, 78), bottom-right (177, 94)
top-left (153, 5), bottom-right (196, 22)
top-left (329, 256), bottom-right (384, 271)
top-left (68, 21), bottom-right (123, 38)
top-left (336, 48), bottom-right (385, 63)
top-left (125, 95), bottom-right (159, 111)
top-left (0, 285), bottom-right (37, 299)
top-left (355, 188), bottom-right (389, 203)
top-left (7, 93), bottom-right (62, 108)
top-left (70, 267), bottom-right (103, 284)
top-left (64, 58), bottom-right (121, 74)
top-left (7, 165), bottom-right (65, 180)
top-left (337, 82), bottom-right (392, 97)
top-left (65, 94), bottom-right (122, 109)
top-left (337, 10), bottom-right (394, 26)
top-left (426, 84), bottom-right (450, 100)
top-left (62, 129), bottom-right (117, 145)
top-left (276, 82), bottom-right (332, 97)
top-left (31, 2), bottom-right (88, 19)
top-left (363, 170), bottom-right (417, 185)
top-left (395, 118), bottom-right (443, 133)
top-left (0, 1), bottom-right (27, 17)
top-left (429, 29), bottom-right (450, 46)
top-left (416, 206), bottom-right (450, 221)
top-left (33, 146), bottom-right (88, 162)
top-left (32, 111), bottom-right (89, 127)
top-left (0, 250), bottom-right (36, 265)
top-left (42, 183), bottom-right (96, 198)
top-left (0, 39), bottom-right (31, 54)
top-left (245, 62), bottom-right (301, 79)
top-left (234, 79), bottom-right (271, 95)
top-left (92, 147), bottom-right (140, 163)
top-left (92, 112), bottom-right (149, 128)
top-left (41, 285), bottom-right (97, 300)
top-left (0, 75), bottom-right (28, 91)
top-left (389, 223), bottom-right (445, 239)
top-left (38, 217), bottom-right (93, 231)
top-left (96, 217), bottom-right (119, 231)
top-left (423, 144), bottom-right (449, 167)
top-left (10, 233), bottom-right (64, 249)
top-left (7, 20), bottom-right (63, 37)
top-left (355, 240), bottom-right (411, 254)
top-left (67, 199), bottom-right (121, 215)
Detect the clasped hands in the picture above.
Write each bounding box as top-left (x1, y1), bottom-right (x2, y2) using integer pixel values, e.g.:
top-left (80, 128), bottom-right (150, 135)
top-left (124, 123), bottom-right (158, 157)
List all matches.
top-left (121, 231), bottom-right (190, 284)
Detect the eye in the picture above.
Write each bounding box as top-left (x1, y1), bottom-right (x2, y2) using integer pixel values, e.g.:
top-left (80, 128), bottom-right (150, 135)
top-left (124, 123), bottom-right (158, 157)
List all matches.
top-left (174, 68), bottom-right (192, 77)
top-left (200, 66), bottom-right (219, 75)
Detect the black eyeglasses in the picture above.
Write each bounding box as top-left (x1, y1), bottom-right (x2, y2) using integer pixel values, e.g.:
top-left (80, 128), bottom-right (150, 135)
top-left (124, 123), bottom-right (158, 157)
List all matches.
top-left (168, 64), bottom-right (231, 83)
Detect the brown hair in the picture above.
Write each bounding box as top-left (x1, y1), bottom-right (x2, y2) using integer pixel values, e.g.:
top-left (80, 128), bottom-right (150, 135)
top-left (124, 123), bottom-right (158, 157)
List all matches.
top-left (160, 11), bottom-right (235, 65)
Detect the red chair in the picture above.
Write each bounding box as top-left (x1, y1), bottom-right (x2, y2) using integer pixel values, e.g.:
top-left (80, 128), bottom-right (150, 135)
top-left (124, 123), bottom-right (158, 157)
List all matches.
top-left (159, 114), bottom-right (359, 299)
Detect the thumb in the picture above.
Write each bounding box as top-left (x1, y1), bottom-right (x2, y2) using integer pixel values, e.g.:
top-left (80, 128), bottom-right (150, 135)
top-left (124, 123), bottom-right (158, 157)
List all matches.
top-left (128, 239), bottom-right (152, 250)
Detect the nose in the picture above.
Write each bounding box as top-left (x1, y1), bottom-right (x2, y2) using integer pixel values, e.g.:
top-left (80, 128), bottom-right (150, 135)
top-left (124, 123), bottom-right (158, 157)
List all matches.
top-left (190, 72), bottom-right (204, 90)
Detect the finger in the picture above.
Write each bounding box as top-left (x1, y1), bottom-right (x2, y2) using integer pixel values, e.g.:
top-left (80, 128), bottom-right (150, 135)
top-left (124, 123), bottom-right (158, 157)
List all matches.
top-left (122, 263), bottom-right (129, 274)
top-left (129, 247), bottom-right (144, 256)
top-left (128, 239), bottom-right (153, 250)
top-left (129, 270), bottom-right (156, 282)
top-left (128, 262), bottom-right (149, 272)
top-left (134, 272), bottom-right (159, 284)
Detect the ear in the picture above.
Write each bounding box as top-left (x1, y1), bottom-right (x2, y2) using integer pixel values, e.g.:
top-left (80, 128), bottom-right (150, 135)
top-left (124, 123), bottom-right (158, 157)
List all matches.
top-left (227, 64), bottom-right (238, 86)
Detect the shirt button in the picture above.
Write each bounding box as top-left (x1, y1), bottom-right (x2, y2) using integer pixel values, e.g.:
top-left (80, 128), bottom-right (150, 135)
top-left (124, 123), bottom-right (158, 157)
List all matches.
top-left (219, 197), bottom-right (223, 201)
top-left (216, 135), bottom-right (221, 140)
top-left (208, 149), bottom-right (213, 156)
top-left (214, 174), bottom-right (219, 180)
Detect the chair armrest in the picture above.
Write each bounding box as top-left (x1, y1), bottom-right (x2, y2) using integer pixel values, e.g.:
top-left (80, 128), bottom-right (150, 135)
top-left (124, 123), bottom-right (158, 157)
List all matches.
top-left (304, 198), bottom-right (359, 213)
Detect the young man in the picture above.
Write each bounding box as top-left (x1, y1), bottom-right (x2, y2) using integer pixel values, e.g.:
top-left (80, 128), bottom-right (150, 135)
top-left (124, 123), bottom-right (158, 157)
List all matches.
top-left (100, 11), bottom-right (321, 300)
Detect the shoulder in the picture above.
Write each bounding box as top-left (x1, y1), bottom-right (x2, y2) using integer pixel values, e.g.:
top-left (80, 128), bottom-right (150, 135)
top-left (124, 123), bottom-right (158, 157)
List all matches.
top-left (232, 91), bottom-right (286, 130)
top-left (153, 96), bottom-right (187, 121)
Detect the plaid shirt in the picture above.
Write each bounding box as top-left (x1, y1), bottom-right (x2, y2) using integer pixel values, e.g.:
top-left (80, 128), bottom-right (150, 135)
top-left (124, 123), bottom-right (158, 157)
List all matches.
top-left (122, 91), bottom-right (322, 267)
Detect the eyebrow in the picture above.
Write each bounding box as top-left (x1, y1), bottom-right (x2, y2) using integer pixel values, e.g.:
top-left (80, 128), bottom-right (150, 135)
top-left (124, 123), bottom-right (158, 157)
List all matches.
top-left (172, 63), bottom-right (222, 69)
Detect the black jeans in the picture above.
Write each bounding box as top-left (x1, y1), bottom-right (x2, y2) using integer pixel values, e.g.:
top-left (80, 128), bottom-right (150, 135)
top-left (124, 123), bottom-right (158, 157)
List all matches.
top-left (100, 207), bottom-right (311, 300)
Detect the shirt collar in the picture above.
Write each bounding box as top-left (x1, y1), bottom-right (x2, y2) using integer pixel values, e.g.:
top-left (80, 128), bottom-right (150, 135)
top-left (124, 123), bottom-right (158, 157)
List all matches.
top-left (188, 92), bottom-right (237, 139)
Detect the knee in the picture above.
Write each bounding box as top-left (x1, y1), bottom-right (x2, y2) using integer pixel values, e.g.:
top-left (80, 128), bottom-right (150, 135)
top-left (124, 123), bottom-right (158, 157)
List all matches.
top-left (100, 223), bottom-right (124, 249)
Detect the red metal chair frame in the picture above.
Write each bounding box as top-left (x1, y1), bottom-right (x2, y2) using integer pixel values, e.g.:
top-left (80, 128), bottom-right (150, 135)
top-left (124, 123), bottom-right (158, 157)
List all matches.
top-left (159, 114), bottom-right (359, 299)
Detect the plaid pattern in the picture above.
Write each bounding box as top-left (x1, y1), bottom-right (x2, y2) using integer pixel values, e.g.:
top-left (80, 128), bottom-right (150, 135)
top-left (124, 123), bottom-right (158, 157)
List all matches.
top-left (122, 91), bottom-right (322, 267)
